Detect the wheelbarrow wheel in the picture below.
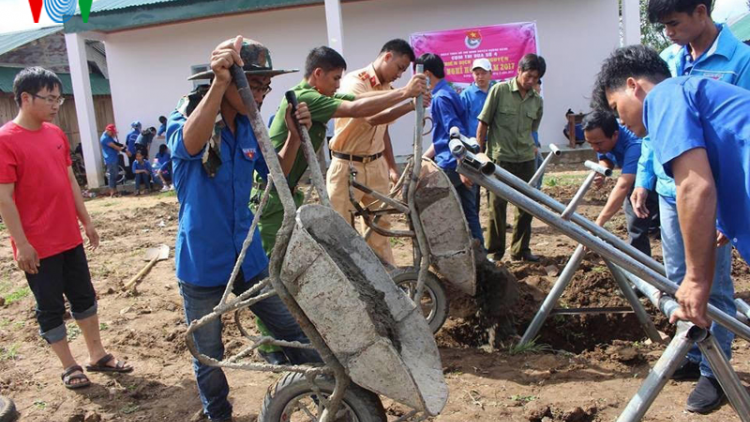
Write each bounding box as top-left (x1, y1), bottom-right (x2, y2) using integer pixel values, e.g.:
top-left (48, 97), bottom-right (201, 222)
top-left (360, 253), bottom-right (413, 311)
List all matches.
top-left (259, 372), bottom-right (386, 422)
top-left (0, 395), bottom-right (17, 422)
top-left (390, 268), bottom-right (449, 334)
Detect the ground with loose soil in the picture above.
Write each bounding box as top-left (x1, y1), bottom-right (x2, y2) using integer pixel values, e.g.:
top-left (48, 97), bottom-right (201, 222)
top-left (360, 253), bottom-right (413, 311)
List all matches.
top-left (1, 171), bottom-right (749, 421)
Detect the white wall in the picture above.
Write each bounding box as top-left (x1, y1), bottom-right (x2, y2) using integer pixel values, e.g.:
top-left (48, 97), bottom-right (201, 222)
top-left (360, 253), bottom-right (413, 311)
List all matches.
top-left (103, 0), bottom-right (619, 157)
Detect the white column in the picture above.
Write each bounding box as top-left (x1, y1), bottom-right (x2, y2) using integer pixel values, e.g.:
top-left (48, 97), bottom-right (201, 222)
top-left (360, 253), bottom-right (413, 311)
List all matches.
top-left (324, 0), bottom-right (344, 54)
top-left (65, 32), bottom-right (104, 188)
top-left (622, 0), bottom-right (642, 46)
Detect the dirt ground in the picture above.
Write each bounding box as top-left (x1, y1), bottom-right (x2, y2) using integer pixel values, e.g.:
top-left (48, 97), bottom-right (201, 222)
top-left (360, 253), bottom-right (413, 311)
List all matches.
top-left (1, 170), bottom-right (749, 422)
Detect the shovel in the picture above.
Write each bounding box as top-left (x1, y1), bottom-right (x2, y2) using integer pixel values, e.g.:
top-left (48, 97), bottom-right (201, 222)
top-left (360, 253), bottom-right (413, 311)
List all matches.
top-left (123, 244), bottom-right (170, 292)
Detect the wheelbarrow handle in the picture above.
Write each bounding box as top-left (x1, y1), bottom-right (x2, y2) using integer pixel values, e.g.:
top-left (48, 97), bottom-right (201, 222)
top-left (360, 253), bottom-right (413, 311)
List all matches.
top-left (285, 90), bottom-right (299, 115)
top-left (229, 64), bottom-right (262, 125)
top-left (230, 64), bottom-right (249, 90)
top-left (284, 90), bottom-right (305, 138)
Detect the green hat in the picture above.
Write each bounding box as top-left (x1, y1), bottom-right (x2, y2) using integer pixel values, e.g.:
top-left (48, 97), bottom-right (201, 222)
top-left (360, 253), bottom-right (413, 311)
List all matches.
top-left (188, 40), bottom-right (298, 81)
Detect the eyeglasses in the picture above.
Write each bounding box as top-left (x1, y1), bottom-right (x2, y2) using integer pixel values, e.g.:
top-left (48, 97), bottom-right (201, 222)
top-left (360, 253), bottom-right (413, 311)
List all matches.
top-left (32, 94), bottom-right (65, 106)
top-left (249, 83), bottom-right (272, 96)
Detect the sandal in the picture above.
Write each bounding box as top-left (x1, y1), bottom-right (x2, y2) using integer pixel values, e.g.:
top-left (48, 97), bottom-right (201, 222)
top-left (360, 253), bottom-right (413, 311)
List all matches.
top-left (62, 365), bottom-right (90, 390)
top-left (85, 353), bottom-right (133, 373)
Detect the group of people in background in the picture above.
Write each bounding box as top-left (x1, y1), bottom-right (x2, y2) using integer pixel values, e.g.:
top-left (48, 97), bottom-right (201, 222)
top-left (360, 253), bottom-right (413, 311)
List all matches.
top-left (98, 116), bottom-right (173, 197)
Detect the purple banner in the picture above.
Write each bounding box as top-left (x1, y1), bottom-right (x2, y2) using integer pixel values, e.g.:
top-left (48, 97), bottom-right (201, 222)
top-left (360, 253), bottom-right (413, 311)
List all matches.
top-left (411, 22), bottom-right (538, 85)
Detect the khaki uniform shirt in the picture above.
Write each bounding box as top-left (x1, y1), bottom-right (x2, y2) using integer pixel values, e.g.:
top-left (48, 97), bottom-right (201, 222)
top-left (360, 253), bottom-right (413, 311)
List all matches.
top-left (478, 77), bottom-right (543, 163)
top-left (329, 64), bottom-right (393, 156)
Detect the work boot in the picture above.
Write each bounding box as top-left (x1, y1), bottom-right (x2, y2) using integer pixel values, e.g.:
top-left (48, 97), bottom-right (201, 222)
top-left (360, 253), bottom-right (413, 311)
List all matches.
top-left (512, 251), bottom-right (540, 262)
top-left (671, 359), bottom-right (701, 381)
top-left (686, 375), bottom-right (725, 414)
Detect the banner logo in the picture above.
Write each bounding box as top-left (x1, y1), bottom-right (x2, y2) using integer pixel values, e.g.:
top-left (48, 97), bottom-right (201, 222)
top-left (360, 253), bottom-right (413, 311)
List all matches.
top-left (465, 30), bottom-right (482, 49)
top-left (26, 0), bottom-right (94, 23)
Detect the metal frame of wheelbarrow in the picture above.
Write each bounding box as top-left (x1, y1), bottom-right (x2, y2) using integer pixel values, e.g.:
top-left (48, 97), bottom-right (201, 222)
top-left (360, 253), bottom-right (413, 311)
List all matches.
top-left (347, 158), bottom-right (475, 277)
top-left (335, 106), bottom-right (468, 307)
top-left (449, 139), bottom-right (750, 421)
top-left (184, 64), bottom-right (443, 422)
top-left (344, 130), bottom-right (486, 286)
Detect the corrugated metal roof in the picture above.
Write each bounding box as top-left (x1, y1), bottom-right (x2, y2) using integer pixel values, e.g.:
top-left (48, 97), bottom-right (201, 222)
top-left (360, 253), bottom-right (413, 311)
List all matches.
top-left (0, 67), bottom-right (111, 96)
top-left (729, 12), bottom-right (750, 42)
top-left (87, 0), bottom-right (181, 14)
top-left (0, 26), bottom-right (63, 57)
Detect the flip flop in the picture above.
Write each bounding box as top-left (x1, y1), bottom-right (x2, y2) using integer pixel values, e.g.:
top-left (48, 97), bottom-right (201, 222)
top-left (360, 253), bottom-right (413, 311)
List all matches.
top-left (85, 353), bottom-right (133, 373)
top-left (62, 365), bottom-right (90, 390)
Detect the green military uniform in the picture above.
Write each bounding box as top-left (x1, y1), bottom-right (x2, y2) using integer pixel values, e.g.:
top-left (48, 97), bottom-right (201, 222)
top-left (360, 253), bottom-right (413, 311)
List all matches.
top-left (478, 77), bottom-right (543, 260)
top-left (252, 80), bottom-right (355, 255)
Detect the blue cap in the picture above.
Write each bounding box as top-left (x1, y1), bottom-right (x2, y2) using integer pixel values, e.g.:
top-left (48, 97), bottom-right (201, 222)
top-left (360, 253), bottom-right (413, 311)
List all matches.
top-left (131, 121), bottom-right (142, 128)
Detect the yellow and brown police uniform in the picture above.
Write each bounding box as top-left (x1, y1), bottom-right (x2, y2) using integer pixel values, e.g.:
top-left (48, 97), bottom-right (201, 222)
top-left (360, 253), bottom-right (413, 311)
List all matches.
top-left (326, 64), bottom-right (395, 263)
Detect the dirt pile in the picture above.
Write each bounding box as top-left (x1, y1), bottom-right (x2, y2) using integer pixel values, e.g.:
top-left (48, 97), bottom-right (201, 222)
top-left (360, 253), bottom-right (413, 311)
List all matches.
top-left (440, 252), bottom-right (670, 354)
top-left (513, 257), bottom-right (670, 353)
top-left (437, 244), bottom-right (520, 348)
top-left (524, 401), bottom-right (600, 422)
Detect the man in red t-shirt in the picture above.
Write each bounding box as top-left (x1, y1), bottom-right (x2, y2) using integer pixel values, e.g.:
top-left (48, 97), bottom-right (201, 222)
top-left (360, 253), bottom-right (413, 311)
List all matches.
top-left (0, 67), bottom-right (133, 389)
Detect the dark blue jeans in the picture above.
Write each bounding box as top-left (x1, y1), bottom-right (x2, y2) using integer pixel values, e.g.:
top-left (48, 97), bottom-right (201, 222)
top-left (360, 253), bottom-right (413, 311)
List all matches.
top-left (106, 161), bottom-right (118, 189)
top-left (660, 196), bottom-right (735, 378)
top-left (134, 172), bottom-right (151, 191)
top-left (179, 269), bottom-right (321, 421)
top-left (444, 167), bottom-right (484, 244)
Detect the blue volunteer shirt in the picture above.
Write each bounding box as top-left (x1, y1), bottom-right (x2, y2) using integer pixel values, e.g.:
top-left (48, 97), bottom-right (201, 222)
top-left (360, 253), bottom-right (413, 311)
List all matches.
top-left (155, 151), bottom-right (171, 165)
top-left (460, 81), bottom-right (494, 138)
top-left (157, 123), bottom-right (166, 137)
top-left (644, 76), bottom-right (750, 261)
top-left (662, 24), bottom-right (750, 88)
top-left (635, 136), bottom-right (676, 200)
top-left (100, 133), bottom-right (119, 165)
top-left (126, 129), bottom-right (140, 155)
top-left (167, 111), bottom-right (270, 287)
top-left (636, 24), bottom-right (750, 198)
top-left (596, 124), bottom-right (642, 175)
top-left (156, 152), bottom-right (172, 171)
top-left (132, 159), bottom-right (152, 174)
top-left (431, 79), bottom-right (469, 170)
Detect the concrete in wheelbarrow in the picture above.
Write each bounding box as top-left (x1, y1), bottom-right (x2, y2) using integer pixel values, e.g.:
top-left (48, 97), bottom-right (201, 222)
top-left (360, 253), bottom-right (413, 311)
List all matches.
top-left (415, 159), bottom-right (477, 296)
top-left (280, 205), bottom-right (448, 416)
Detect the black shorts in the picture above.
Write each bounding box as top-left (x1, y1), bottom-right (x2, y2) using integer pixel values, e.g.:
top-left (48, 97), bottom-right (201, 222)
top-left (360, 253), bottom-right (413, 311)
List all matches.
top-left (25, 244), bottom-right (97, 343)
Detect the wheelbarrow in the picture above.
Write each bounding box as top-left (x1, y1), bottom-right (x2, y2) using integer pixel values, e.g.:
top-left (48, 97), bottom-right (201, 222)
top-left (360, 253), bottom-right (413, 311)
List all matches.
top-left (347, 157), bottom-right (475, 333)
top-left (185, 64), bottom-right (447, 422)
top-left (349, 129), bottom-right (562, 333)
top-left (278, 204), bottom-right (448, 416)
